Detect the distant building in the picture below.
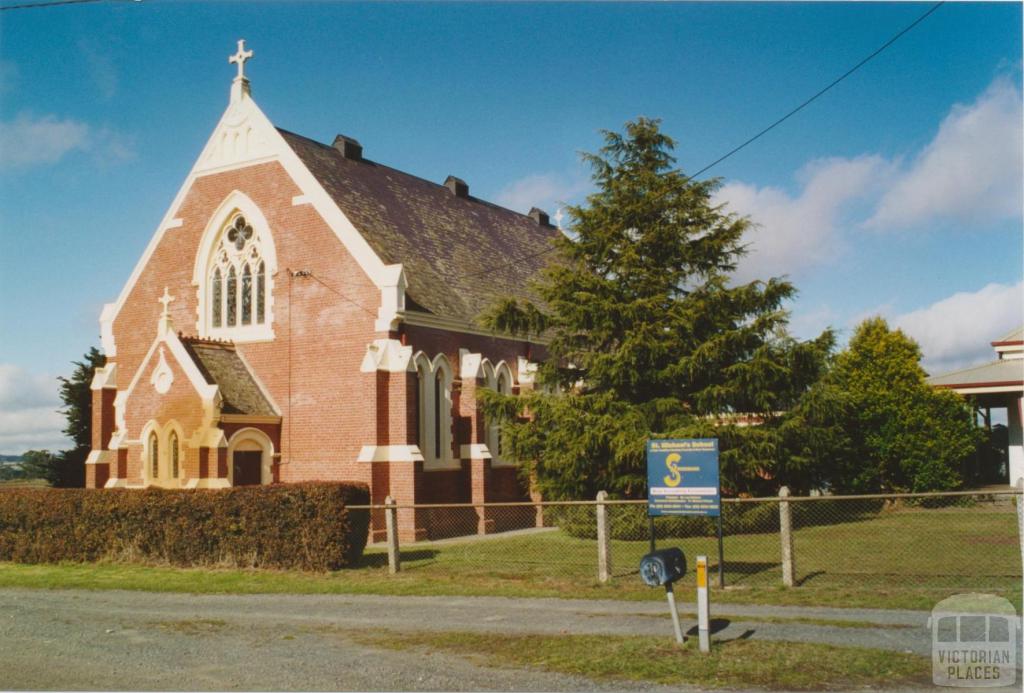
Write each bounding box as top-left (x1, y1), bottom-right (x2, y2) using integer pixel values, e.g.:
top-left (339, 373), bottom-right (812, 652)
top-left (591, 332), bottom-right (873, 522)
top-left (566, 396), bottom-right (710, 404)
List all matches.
top-left (928, 326), bottom-right (1024, 486)
top-left (84, 41), bottom-right (556, 541)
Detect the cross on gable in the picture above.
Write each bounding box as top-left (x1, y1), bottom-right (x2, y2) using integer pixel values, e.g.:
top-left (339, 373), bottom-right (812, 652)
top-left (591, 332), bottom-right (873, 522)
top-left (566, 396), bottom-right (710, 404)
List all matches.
top-left (158, 287), bottom-right (175, 317)
top-left (229, 39), bottom-right (254, 81)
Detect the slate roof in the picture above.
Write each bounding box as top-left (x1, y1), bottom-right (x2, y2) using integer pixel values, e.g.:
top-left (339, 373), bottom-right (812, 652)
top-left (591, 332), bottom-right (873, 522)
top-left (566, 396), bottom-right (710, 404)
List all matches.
top-left (278, 129), bottom-right (562, 325)
top-left (180, 337), bottom-right (278, 416)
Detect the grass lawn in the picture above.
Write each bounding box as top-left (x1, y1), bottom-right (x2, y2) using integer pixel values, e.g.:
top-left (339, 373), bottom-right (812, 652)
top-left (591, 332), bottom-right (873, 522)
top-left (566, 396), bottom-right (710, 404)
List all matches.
top-left (0, 504), bottom-right (1018, 611)
top-left (349, 630), bottom-right (931, 690)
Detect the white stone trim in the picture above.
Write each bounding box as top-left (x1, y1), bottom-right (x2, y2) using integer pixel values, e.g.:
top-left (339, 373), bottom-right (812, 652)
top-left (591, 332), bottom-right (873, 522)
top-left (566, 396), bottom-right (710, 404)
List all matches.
top-left (357, 445), bottom-right (424, 463)
top-left (191, 190), bottom-right (278, 342)
top-left (90, 363), bottom-right (117, 390)
top-left (118, 318), bottom-right (222, 452)
top-left (517, 356), bottom-right (538, 386)
top-left (85, 450), bottom-right (116, 466)
top-left (226, 427), bottom-right (274, 486)
top-left (459, 350), bottom-right (483, 379)
top-left (460, 444), bottom-right (492, 460)
top-left (99, 91), bottom-right (400, 352)
top-left (361, 338), bottom-right (413, 373)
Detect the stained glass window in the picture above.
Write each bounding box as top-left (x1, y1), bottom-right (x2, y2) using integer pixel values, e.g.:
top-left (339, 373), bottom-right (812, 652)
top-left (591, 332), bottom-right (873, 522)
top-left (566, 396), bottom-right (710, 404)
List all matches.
top-left (241, 264), bottom-right (252, 325)
top-left (226, 266), bottom-right (237, 326)
top-left (211, 268), bottom-right (222, 328)
top-left (208, 214), bottom-right (270, 333)
top-left (434, 371), bottom-right (443, 459)
top-left (256, 261), bottom-right (265, 324)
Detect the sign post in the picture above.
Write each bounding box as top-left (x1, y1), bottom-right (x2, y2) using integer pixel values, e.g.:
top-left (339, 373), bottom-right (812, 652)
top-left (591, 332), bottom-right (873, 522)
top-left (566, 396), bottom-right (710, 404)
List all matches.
top-left (646, 438), bottom-right (721, 649)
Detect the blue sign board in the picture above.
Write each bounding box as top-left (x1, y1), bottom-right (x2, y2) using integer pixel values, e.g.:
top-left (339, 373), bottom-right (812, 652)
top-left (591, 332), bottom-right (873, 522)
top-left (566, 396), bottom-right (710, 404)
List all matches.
top-left (647, 438), bottom-right (720, 517)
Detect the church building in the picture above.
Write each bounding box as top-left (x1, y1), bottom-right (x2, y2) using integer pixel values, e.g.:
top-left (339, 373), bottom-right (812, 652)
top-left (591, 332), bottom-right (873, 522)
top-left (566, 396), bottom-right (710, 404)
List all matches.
top-left (84, 41), bottom-right (558, 541)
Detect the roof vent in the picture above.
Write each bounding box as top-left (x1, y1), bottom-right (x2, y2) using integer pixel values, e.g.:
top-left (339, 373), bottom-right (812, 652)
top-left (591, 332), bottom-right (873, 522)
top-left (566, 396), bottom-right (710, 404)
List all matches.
top-left (445, 175), bottom-right (469, 198)
top-left (332, 134), bottom-right (363, 161)
top-left (528, 207), bottom-right (551, 226)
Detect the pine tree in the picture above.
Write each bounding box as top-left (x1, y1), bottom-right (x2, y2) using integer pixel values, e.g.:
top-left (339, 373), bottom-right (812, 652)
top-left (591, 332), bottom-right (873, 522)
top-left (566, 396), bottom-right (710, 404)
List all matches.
top-left (482, 118), bottom-right (831, 499)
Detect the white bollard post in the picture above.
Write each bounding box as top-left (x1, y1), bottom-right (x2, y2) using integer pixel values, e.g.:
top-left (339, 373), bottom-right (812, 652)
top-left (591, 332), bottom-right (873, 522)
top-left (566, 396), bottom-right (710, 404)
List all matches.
top-left (596, 490), bottom-right (612, 583)
top-left (385, 495), bottom-right (400, 574)
top-left (665, 583), bottom-right (684, 645)
top-left (779, 486), bottom-right (795, 587)
top-left (696, 554), bottom-right (710, 653)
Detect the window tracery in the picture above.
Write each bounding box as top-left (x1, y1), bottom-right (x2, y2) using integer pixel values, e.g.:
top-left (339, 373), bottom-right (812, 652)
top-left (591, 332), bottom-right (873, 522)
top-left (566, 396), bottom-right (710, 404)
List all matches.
top-left (207, 214), bottom-right (269, 334)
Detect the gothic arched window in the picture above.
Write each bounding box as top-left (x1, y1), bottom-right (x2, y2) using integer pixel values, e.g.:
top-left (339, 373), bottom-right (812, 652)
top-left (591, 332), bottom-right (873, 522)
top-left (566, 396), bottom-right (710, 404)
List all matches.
top-left (149, 431), bottom-right (159, 480)
top-left (169, 431), bottom-right (180, 479)
top-left (206, 213), bottom-right (271, 336)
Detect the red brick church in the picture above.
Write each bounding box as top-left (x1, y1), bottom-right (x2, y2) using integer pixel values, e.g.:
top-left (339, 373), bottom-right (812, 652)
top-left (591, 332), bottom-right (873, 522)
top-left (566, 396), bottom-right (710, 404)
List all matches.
top-left (85, 41), bottom-right (556, 540)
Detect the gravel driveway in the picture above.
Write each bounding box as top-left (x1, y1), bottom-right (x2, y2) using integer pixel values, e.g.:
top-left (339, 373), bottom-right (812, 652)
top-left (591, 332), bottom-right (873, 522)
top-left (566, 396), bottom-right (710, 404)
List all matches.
top-left (0, 587), bottom-right (975, 691)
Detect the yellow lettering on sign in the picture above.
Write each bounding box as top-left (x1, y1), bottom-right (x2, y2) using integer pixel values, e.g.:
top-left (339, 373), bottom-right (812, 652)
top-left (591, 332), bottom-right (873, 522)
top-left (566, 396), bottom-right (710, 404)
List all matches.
top-left (663, 453), bottom-right (682, 487)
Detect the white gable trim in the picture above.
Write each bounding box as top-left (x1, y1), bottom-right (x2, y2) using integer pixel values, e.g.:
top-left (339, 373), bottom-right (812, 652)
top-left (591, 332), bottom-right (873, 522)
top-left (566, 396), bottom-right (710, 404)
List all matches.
top-left (99, 90), bottom-right (402, 354)
top-left (116, 321), bottom-right (221, 449)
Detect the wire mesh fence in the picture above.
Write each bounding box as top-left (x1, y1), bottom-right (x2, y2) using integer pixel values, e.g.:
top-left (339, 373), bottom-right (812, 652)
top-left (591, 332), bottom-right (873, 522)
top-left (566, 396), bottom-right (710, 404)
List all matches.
top-left (352, 488), bottom-right (1023, 608)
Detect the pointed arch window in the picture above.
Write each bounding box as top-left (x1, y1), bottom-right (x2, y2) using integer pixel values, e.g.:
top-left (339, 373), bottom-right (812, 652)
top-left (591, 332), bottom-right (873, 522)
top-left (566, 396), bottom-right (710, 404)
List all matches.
top-left (149, 431), bottom-right (159, 479)
top-left (169, 431), bottom-right (180, 479)
top-left (205, 213), bottom-right (272, 339)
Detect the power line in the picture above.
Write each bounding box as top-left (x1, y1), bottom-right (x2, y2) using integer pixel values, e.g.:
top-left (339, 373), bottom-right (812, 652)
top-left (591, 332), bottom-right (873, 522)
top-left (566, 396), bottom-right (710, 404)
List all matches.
top-left (299, 271), bottom-right (379, 318)
top-left (1, 0), bottom-right (110, 10)
top-left (687, 1), bottom-right (944, 182)
top-left (460, 1), bottom-right (944, 282)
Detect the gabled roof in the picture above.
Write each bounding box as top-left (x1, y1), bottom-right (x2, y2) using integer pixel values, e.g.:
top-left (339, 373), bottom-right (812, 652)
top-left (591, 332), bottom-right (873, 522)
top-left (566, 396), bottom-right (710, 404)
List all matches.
top-left (928, 358), bottom-right (1024, 391)
top-left (992, 325), bottom-right (1024, 346)
top-left (181, 337), bottom-right (278, 417)
top-left (279, 129), bottom-right (561, 325)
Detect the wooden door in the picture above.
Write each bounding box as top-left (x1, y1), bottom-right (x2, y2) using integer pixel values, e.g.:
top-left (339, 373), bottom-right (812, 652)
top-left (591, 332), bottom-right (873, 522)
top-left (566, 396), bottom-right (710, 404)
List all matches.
top-left (232, 450), bottom-right (262, 486)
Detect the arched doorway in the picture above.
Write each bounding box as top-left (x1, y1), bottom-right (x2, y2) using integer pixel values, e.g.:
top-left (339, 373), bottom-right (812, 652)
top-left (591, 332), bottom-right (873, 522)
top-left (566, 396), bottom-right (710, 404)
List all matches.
top-left (227, 428), bottom-right (273, 486)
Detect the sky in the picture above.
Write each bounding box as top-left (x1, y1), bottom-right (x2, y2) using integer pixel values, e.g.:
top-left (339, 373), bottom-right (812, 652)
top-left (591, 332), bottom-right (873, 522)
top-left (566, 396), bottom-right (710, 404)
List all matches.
top-left (0, 1), bottom-right (1021, 454)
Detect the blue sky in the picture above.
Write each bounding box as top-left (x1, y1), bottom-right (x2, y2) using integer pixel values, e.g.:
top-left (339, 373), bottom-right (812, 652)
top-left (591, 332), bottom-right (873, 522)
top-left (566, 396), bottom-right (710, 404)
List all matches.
top-left (0, 1), bottom-right (1021, 453)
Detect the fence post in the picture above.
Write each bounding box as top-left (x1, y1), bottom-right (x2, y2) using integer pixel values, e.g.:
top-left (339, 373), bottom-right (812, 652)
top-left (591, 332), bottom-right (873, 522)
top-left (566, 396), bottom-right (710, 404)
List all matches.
top-left (385, 495), bottom-right (400, 574)
top-left (779, 486), bottom-right (795, 587)
top-left (596, 490), bottom-right (612, 583)
top-left (1017, 478), bottom-right (1023, 580)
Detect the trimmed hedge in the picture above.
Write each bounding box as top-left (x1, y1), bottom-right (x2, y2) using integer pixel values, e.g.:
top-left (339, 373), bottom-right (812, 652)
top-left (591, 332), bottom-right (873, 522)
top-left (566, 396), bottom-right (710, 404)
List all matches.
top-left (0, 483), bottom-right (369, 571)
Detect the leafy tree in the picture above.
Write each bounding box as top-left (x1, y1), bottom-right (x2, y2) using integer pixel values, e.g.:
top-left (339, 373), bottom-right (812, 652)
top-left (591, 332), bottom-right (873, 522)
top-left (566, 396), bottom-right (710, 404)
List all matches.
top-left (481, 118), bottom-right (831, 499)
top-left (786, 318), bottom-right (981, 493)
top-left (19, 449), bottom-right (57, 482)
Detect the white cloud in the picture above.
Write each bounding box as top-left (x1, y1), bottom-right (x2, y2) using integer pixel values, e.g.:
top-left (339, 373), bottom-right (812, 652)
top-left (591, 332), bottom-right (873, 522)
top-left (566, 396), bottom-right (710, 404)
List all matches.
top-left (892, 280), bottom-right (1024, 373)
top-left (495, 171), bottom-right (590, 216)
top-left (867, 77), bottom-right (1023, 230)
top-left (79, 40), bottom-right (118, 99)
top-left (716, 155), bottom-right (886, 282)
top-left (0, 113), bottom-right (135, 170)
top-left (0, 364), bottom-right (68, 455)
top-left (0, 113), bottom-right (90, 168)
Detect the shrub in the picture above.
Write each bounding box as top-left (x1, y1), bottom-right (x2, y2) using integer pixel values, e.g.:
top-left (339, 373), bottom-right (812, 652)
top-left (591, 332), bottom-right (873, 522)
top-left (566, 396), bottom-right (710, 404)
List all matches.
top-left (0, 483), bottom-right (369, 571)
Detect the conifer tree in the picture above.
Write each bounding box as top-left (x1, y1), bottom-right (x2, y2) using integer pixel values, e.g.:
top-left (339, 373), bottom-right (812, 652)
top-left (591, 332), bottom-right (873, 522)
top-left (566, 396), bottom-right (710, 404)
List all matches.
top-left (482, 118), bottom-right (831, 499)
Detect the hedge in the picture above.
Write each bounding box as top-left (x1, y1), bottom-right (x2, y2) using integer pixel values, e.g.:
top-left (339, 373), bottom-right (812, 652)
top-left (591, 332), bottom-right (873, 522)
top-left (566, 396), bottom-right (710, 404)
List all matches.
top-left (0, 483), bottom-right (370, 571)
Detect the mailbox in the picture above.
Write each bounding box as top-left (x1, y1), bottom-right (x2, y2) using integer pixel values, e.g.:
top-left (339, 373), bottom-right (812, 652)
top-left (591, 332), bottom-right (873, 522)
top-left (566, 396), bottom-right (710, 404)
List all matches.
top-left (639, 547), bottom-right (687, 587)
